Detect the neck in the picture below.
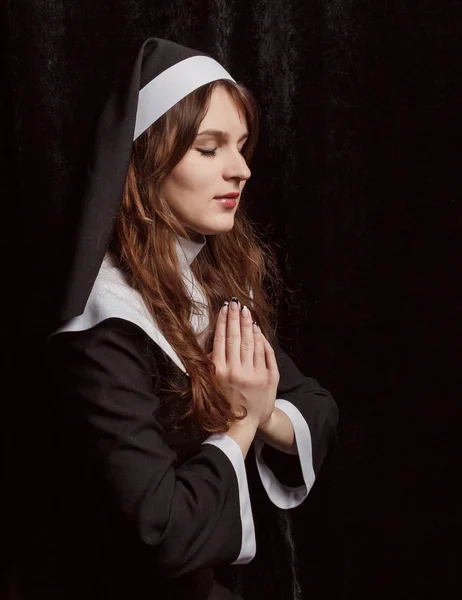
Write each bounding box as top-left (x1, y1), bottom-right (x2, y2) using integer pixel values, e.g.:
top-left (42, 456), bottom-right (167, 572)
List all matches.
top-left (184, 228), bottom-right (205, 243)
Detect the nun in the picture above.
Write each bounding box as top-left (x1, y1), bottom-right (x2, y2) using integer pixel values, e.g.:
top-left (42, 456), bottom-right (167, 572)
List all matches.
top-left (42, 37), bottom-right (338, 600)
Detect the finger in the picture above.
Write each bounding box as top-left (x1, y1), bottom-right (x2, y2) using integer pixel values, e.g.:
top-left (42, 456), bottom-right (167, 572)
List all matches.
top-left (252, 323), bottom-right (266, 371)
top-left (211, 301), bottom-right (229, 366)
top-left (261, 334), bottom-right (279, 376)
top-left (226, 297), bottom-right (242, 366)
top-left (240, 306), bottom-right (255, 367)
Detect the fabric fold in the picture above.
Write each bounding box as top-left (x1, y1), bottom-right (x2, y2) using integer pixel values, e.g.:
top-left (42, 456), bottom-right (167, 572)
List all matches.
top-left (203, 434), bottom-right (256, 563)
top-left (254, 399), bottom-right (315, 509)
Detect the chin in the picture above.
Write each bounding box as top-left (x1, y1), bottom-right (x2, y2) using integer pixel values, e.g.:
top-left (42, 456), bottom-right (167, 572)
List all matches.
top-left (192, 218), bottom-right (235, 237)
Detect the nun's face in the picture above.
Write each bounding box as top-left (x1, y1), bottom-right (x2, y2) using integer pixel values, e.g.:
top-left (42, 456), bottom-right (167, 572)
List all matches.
top-left (161, 86), bottom-right (251, 240)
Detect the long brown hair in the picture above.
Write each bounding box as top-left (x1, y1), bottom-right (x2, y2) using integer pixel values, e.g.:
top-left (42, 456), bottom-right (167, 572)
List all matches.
top-left (109, 79), bottom-right (288, 434)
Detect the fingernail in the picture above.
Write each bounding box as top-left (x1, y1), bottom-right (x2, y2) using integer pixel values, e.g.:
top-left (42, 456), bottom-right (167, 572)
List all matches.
top-left (252, 321), bottom-right (259, 332)
top-left (221, 301), bottom-right (229, 314)
top-left (241, 306), bottom-right (250, 317)
top-left (230, 297), bottom-right (239, 311)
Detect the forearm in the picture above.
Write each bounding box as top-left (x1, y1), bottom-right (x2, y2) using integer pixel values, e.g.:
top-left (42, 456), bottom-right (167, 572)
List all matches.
top-left (256, 407), bottom-right (298, 455)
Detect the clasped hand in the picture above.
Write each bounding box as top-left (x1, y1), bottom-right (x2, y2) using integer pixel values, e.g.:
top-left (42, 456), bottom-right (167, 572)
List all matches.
top-left (207, 298), bottom-right (280, 429)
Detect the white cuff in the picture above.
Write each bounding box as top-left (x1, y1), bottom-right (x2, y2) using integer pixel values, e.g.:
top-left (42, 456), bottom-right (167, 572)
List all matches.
top-left (203, 434), bottom-right (256, 563)
top-left (254, 399), bottom-right (315, 509)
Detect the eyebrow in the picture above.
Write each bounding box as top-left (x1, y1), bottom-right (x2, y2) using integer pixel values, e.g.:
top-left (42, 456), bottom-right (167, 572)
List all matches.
top-left (195, 129), bottom-right (249, 143)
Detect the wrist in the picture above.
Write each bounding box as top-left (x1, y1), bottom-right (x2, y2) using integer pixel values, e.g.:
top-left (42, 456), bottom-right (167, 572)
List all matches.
top-left (227, 417), bottom-right (259, 458)
top-left (228, 414), bottom-right (260, 437)
top-left (255, 407), bottom-right (298, 455)
top-left (257, 409), bottom-right (279, 435)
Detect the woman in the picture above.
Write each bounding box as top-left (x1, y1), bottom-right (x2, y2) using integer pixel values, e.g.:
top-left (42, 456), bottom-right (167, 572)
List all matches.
top-left (43, 38), bottom-right (338, 600)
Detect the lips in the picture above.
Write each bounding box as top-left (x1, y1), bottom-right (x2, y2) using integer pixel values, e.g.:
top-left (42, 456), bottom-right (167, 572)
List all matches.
top-left (214, 197), bottom-right (238, 208)
top-left (214, 192), bottom-right (239, 200)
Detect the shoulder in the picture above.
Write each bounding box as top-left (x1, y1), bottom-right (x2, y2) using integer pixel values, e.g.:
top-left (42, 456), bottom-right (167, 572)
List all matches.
top-left (45, 317), bottom-right (190, 402)
top-left (46, 317), bottom-right (158, 374)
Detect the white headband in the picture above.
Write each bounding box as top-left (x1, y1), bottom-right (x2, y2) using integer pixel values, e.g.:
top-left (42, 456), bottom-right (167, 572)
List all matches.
top-left (133, 55), bottom-right (235, 141)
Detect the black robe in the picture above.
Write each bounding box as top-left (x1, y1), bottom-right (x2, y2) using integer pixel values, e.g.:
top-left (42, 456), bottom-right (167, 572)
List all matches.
top-left (39, 237), bottom-right (338, 600)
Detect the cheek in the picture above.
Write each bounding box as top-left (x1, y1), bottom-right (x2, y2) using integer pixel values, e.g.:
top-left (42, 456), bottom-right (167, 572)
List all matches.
top-left (175, 167), bottom-right (201, 192)
top-left (172, 159), bottom-right (216, 194)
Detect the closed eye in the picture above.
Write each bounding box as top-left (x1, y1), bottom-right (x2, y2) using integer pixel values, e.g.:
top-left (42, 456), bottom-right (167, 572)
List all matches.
top-left (196, 148), bottom-right (217, 157)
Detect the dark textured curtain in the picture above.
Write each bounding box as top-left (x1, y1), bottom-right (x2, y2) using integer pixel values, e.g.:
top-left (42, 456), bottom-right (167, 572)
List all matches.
top-left (3, 1), bottom-right (461, 598)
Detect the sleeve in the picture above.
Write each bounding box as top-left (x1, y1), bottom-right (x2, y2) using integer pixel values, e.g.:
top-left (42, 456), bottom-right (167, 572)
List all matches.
top-left (253, 343), bottom-right (338, 509)
top-left (45, 318), bottom-right (255, 578)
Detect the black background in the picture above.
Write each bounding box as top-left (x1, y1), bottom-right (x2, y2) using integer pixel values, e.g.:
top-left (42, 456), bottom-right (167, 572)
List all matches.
top-left (3, 1), bottom-right (461, 598)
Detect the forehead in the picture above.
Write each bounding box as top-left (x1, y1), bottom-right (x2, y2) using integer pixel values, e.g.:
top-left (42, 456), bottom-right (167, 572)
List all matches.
top-left (199, 86), bottom-right (248, 132)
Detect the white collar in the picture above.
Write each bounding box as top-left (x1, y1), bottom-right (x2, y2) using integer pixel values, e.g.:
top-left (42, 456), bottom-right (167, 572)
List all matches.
top-left (175, 233), bottom-right (207, 272)
top-left (53, 233), bottom-right (209, 374)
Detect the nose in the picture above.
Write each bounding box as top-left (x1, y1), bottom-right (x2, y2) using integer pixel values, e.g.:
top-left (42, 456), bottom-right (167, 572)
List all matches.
top-left (223, 150), bottom-right (251, 183)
